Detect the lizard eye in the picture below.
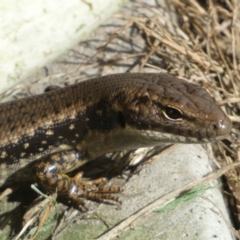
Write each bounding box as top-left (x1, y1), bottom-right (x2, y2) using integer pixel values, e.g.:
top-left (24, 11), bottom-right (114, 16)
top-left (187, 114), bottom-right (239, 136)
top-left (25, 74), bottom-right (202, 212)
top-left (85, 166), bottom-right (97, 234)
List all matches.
top-left (163, 106), bottom-right (183, 121)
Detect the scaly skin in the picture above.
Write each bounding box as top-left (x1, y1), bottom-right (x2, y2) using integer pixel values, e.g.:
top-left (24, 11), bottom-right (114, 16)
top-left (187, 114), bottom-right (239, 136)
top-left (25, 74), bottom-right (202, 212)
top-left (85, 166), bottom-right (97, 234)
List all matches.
top-left (0, 73), bottom-right (231, 204)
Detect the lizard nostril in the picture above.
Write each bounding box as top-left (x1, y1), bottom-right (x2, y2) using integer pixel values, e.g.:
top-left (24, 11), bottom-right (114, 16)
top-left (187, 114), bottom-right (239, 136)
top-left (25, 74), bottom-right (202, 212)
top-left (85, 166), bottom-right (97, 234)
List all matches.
top-left (213, 117), bottom-right (232, 138)
top-left (212, 124), bottom-right (218, 131)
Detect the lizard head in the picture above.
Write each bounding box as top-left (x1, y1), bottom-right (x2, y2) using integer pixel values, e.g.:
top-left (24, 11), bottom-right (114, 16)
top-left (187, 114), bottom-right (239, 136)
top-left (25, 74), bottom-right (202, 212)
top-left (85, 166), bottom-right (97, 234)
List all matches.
top-left (117, 73), bottom-right (231, 144)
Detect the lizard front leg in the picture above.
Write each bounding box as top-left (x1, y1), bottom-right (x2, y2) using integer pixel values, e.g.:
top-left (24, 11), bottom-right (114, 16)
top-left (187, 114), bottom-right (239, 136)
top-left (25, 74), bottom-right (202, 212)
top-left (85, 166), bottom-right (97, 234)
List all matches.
top-left (32, 150), bottom-right (122, 208)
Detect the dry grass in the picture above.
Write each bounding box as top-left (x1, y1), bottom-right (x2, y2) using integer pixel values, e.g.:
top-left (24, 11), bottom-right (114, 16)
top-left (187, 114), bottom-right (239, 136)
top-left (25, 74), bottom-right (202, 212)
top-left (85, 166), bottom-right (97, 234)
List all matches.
top-left (138, 0), bottom-right (240, 232)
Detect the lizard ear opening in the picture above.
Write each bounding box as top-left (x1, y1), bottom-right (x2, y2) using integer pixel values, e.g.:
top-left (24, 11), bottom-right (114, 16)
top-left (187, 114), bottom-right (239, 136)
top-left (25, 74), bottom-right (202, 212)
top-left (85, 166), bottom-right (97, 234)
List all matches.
top-left (118, 111), bottom-right (126, 128)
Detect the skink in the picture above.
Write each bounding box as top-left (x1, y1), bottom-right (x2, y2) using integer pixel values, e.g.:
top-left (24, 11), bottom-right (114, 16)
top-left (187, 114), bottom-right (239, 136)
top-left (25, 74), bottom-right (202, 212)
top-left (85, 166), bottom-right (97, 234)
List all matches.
top-left (0, 73), bottom-right (232, 204)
